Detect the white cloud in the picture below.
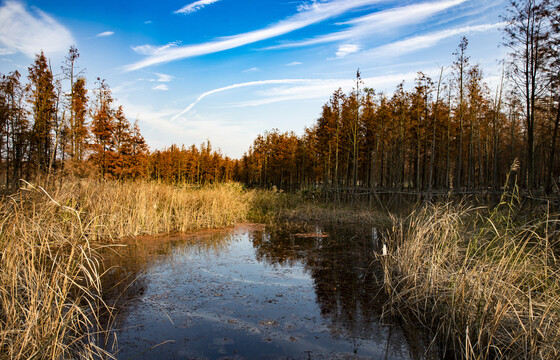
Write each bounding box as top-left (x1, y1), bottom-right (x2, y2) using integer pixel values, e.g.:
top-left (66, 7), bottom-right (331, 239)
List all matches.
top-left (118, 99), bottom-right (189, 149)
top-left (231, 72), bottom-right (422, 108)
top-left (175, 0), bottom-right (222, 14)
top-left (286, 61), bottom-right (302, 66)
top-left (170, 79), bottom-right (325, 121)
top-left (153, 84), bottom-right (169, 91)
top-left (0, 47), bottom-right (16, 55)
top-left (335, 44), bottom-right (361, 58)
top-left (154, 72), bottom-right (173, 82)
top-left (0, 1), bottom-right (75, 58)
top-left (171, 72), bottom-right (423, 121)
top-left (131, 45), bottom-right (157, 55)
top-left (131, 41), bottom-right (181, 56)
top-left (267, 0), bottom-right (466, 50)
top-left (96, 31), bottom-right (114, 37)
top-left (366, 22), bottom-right (504, 58)
top-left (242, 67), bottom-right (261, 73)
top-left (119, 98), bottom-right (252, 157)
top-left (125, 0), bottom-right (385, 71)
top-left (144, 20), bottom-right (152, 24)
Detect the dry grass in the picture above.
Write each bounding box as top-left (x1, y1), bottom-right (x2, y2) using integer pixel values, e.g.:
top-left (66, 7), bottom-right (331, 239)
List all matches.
top-left (53, 179), bottom-right (254, 240)
top-left (381, 199), bottom-right (560, 359)
top-left (250, 188), bottom-right (393, 226)
top-left (0, 178), bottom-right (257, 359)
top-left (0, 184), bottom-right (109, 359)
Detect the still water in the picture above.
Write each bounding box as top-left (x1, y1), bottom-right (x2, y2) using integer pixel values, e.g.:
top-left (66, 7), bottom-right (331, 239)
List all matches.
top-left (101, 223), bottom-right (428, 359)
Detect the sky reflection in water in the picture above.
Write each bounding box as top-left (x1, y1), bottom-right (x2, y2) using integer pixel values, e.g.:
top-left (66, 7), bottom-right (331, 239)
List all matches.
top-left (103, 223), bottom-right (425, 359)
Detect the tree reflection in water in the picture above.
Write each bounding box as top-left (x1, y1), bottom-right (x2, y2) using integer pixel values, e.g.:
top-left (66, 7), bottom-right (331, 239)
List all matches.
top-left (100, 223), bottom-right (431, 359)
top-left (250, 222), bottom-right (425, 357)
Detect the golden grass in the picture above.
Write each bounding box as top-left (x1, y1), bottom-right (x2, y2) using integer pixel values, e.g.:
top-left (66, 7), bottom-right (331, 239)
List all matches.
top-left (47, 179), bottom-right (255, 240)
top-left (250, 188), bottom-right (393, 226)
top-left (381, 200), bottom-right (560, 359)
top-left (0, 178), bottom-right (256, 359)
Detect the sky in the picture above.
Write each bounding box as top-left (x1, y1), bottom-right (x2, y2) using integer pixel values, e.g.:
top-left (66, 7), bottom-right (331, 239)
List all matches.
top-left (0, 0), bottom-right (508, 158)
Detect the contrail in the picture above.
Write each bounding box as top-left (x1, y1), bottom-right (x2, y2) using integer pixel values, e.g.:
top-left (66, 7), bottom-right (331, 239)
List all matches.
top-left (170, 79), bottom-right (331, 122)
top-left (170, 70), bottom-right (433, 122)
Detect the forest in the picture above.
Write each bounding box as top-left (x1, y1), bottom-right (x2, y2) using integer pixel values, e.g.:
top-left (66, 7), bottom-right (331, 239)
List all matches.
top-left (0, 1), bottom-right (559, 198)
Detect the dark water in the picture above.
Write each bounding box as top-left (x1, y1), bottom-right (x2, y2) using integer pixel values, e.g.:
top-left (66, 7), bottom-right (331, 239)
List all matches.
top-left (101, 223), bottom-right (428, 359)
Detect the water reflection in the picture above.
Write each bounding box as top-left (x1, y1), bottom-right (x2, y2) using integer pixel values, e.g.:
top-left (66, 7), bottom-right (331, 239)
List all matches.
top-left (251, 223), bottom-right (402, 352)
top-left (101, 223), bottom-right (427, 359)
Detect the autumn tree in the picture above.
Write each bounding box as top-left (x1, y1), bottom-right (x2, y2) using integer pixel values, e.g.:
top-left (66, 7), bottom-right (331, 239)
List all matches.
top-left (0, 71), bottom-right (29, 186)
top-left (62, 46), bottom-right (86, 160)
top-left (453, 37), bottom-right (470, 190)
top-left (71, 77), bottom-right (88, 161)
top-left (27, 51), bottom-right (56, 172)
top-left (90, 78), bottom-right (115, 178)
top-left (543, 0), bottom-right (560, 192)
top-left (128, 119), bottom-right (149, 178)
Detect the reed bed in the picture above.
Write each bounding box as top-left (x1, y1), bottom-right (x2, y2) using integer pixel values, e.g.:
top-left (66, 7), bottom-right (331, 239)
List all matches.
top-left (381, 199), bottom-right (560, 359)
top-left (250, 188), bottom-right (393, 226)
top-left (0, 184), bottom-right (109, 359)
top-left (0, 178), bottom-right (256, 359)
top-left (44, 179), bottom-right (255, 240)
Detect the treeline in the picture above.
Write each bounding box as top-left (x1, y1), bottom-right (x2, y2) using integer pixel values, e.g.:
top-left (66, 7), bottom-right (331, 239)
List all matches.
top-left (0, 47), bottom-right (237, 186)
top-left (148, 142), bottom-right (236, 183)
top-left (1, 0), bottom-right (559, 194)
top-left (240, 0), bottom-right (560, 193)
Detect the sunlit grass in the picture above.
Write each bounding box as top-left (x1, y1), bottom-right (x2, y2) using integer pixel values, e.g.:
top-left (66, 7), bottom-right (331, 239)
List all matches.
top-left (381, 199), bottom-right (560, 359)
top-left (0, 177), bottom-right (256, 359)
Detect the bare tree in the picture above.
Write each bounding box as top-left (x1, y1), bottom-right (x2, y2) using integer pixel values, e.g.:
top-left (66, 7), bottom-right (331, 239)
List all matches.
top-left (503, 0), bottom-right (549, 189)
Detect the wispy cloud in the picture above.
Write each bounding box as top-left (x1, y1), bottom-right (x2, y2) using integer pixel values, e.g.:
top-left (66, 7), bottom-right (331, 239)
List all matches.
top-left (96, 31), bottom-right (114, 37)
top-left (170, 79), bottom-right (326, 121)
top-left (153, 84), bottom-right (169, 91)
top-left (0, 1), bottom-right (75, 57)
top-left (230, 72), bottom-right (422, 108)
top-left (286, 61), bottom-right (302, 66)
top-left (267, 0), bottom-right (467, 50)
top-left (242, 67), bottom-right (261, 73)
top-left (154, 72), bottom-right (173, 82)
top-left (131, 41), bottom-right (181, 55)
top-left (125, 0), bottom-right (385, 71)
top-left (175, 0), bottom-right (221, 14)
top-left (334, 44), bottom-right (361, 58)
top-left (171, 72), bottom-right (422, 121)
top-left (366, 22), bottom-right (504, 58)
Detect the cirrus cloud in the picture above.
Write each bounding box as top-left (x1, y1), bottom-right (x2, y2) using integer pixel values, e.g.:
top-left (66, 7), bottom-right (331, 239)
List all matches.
top-left (175, 0), bottom-right (222, 14)
top-left (96, 31), bottom-right (114, 37)
top-left (267, 0), bottom-right (467, 50)
top-left (125, 0), bottom-right (385, 71)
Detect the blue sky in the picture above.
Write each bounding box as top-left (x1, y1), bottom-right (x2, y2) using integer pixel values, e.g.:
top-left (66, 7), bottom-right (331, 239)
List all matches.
top-left (0, 0), bottom-right (507, 158)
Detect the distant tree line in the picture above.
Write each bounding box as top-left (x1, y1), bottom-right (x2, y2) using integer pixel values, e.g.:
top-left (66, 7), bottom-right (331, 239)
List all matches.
top-left (1, 0), bottom-right (558, 195)
top-left (0, 47), bottom-right (236, 186)
top-left (239, 0), bottom-right (560, 193)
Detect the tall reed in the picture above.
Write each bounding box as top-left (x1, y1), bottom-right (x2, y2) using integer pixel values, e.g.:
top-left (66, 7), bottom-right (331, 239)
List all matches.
top-left (0, 178), bottom-right (256, 359)
top-left (381, 199), bottom-right (560, 359)
top-left (0, 184), bottom-right (109, 359)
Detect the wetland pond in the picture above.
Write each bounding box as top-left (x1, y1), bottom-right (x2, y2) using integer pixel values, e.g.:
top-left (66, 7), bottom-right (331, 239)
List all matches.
top-left (101, 223), bottom-right (430, 359)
